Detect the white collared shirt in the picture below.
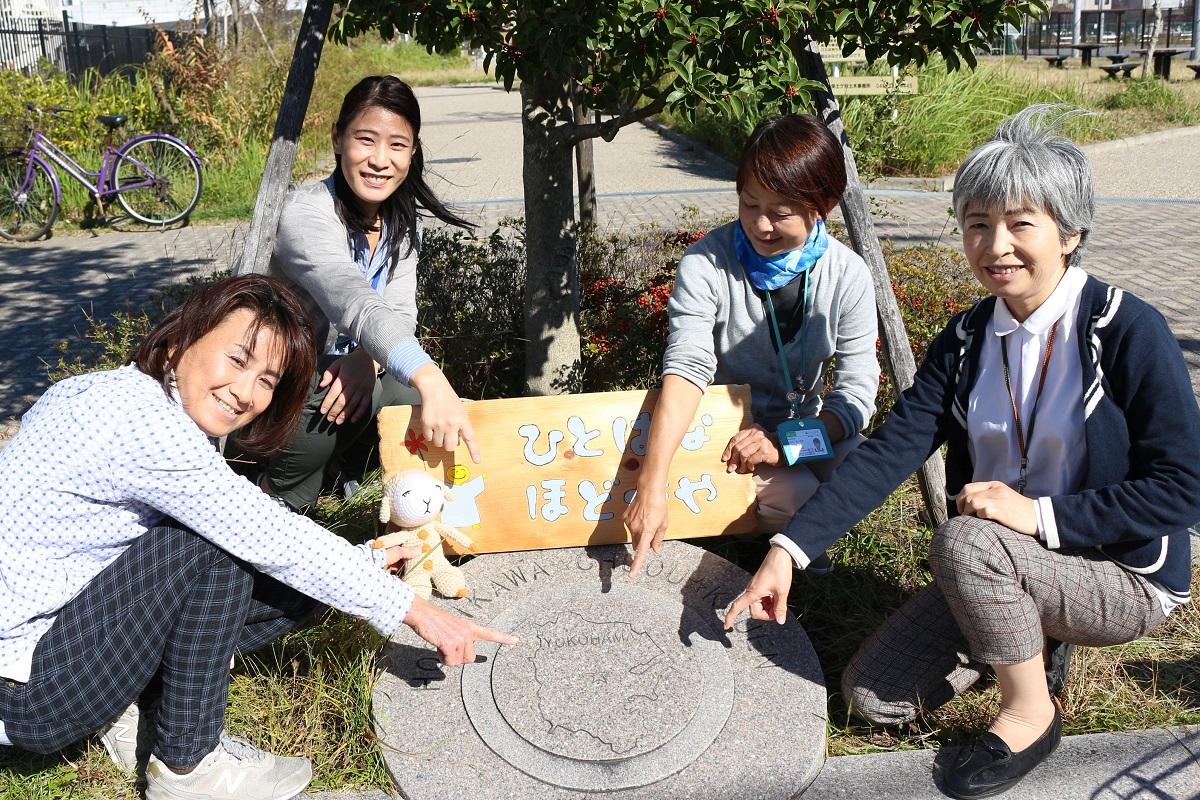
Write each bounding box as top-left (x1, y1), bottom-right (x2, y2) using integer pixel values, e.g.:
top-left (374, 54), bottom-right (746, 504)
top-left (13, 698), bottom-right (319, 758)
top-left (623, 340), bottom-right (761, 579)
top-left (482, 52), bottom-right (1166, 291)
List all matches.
top-left (0, 365), bottom-right (414, 684)
top-left (968, 265), bottom-right (1089, 540)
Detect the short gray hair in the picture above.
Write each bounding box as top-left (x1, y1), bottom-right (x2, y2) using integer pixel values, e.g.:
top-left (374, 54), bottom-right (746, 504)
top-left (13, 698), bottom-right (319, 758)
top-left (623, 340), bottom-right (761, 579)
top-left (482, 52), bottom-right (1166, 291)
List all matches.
top-left (953, 104), bottom-right (1094, 268)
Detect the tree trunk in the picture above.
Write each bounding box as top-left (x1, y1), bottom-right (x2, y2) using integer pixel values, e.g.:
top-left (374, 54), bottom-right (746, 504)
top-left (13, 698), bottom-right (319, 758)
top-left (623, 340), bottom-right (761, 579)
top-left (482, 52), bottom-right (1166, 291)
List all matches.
top-left (520, 74), bottom-right (582, 396)
top-left (231, 0), bottom-right (242, 49)
top-left (794, 38), bottom-right (949, 528)
top-left (1141, 2), bottom-right (1162, 78)
top-left (573, 88), bottom-right (597, 228)
top-left (236, 0), bottom-right (332, 275)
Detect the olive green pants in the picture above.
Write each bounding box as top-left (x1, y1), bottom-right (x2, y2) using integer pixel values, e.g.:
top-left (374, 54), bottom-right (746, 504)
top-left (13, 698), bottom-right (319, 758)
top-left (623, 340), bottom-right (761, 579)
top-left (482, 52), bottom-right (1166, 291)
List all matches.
top-left (228, 353), bottom-right (420, 511)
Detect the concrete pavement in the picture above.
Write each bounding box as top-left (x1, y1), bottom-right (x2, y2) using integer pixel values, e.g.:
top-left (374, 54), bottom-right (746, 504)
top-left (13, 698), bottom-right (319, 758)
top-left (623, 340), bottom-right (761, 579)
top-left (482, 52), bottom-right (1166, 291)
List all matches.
top-left (1, 83), bottom-right (1199, 799)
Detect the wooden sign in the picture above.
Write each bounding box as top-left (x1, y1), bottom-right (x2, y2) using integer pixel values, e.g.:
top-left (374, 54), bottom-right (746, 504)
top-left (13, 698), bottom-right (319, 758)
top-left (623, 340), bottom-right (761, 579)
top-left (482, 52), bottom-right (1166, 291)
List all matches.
top-left (378, 385), bottom-right (758, 554)
top-left (828, 76), bottom-right (918, 96)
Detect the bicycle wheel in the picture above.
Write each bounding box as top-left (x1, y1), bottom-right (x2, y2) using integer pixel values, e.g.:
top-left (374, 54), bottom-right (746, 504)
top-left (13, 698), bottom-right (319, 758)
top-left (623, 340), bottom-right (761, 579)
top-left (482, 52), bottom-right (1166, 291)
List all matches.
top-left (0, 152), bottom-right (59, 241)
top-left (113, 135), bottom-right (202, 225)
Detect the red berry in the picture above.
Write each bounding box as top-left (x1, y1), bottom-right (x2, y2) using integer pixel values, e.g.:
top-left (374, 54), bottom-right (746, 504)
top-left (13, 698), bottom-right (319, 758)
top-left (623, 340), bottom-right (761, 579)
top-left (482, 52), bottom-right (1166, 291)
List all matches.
top-left (655, 7), bottom-right (667, 20)
top-left (688, 32), bottom-right (698, 44)
top-left (784, 85), bottom-right (797, 98)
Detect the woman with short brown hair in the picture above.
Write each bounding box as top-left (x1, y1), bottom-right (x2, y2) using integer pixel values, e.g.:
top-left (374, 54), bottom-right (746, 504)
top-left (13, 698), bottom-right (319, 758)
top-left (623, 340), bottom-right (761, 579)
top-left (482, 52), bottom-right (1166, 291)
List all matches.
top-left (0, 274), bottom-right (513, 800)
top-left (626, 113), bottom-right (880, 576)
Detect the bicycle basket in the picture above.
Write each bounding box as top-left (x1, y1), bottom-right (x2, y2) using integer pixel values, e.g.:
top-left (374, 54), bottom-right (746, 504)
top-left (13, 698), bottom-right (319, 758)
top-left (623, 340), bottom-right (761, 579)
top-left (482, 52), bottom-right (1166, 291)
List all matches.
top-left (0, 121), bottom-right (31, 154)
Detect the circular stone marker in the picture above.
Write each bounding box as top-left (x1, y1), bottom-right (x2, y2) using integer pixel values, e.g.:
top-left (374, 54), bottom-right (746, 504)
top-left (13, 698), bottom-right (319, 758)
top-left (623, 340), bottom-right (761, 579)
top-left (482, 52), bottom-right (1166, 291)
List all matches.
top-left (374, 542), bottom-right (826, 800)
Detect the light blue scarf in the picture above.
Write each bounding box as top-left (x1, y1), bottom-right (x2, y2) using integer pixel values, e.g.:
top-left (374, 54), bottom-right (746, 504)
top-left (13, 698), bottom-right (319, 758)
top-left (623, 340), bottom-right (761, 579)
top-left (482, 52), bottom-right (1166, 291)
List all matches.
top-left (734, 219), bottom-right (828, 291)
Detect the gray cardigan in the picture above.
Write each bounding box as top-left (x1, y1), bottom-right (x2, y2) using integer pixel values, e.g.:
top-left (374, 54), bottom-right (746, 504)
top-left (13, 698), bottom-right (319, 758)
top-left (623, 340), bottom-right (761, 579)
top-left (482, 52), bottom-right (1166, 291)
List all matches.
top-left (663, 221), bottom-right (879, 435)
top-left (268, 179), bottom-right (432, 383)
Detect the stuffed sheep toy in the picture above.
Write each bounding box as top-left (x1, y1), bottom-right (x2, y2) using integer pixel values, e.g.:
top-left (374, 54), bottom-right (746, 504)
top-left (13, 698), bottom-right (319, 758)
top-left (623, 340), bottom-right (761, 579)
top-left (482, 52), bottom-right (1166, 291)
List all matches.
top-left (374, 469), bottom-right (474, 599)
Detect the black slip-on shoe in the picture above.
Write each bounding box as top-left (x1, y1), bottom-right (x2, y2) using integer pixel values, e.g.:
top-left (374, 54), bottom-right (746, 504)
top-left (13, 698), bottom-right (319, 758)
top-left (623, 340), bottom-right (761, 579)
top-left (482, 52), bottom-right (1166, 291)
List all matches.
top-left (942, 707), bottom-right (1062, 800)
top-left (1045, 639), bottom-right (1076, 699)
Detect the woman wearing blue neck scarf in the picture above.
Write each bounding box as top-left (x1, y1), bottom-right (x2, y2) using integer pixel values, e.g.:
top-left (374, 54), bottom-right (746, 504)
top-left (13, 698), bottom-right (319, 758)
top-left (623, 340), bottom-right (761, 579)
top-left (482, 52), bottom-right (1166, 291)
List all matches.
top-left (626, 114), bottom-right (880, 578)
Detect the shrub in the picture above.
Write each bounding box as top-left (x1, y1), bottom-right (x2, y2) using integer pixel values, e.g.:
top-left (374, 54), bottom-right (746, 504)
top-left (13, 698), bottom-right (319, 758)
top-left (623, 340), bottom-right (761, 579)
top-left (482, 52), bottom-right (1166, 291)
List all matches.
top-left (876, 241), bottom-right (983, 421)
top-left (577, 226), bottom-right (703, 392)
top-left (416, 222), bottom-right (526, 399)
top-left (415, 220), bottom-right (703, 398)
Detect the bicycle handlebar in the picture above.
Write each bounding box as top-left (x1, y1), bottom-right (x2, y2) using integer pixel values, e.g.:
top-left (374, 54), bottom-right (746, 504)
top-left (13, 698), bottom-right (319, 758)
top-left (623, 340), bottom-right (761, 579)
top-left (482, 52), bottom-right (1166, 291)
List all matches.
top-left (23, 104), bottom-right (72, 116)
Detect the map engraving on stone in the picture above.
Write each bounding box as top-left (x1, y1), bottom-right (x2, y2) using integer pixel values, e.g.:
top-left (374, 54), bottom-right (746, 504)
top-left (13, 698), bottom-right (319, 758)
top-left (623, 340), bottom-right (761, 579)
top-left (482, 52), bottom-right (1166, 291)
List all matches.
top-left (379, 543), bottom-right (827, 799)
top-left (492, 609), bottom-right (698, 760)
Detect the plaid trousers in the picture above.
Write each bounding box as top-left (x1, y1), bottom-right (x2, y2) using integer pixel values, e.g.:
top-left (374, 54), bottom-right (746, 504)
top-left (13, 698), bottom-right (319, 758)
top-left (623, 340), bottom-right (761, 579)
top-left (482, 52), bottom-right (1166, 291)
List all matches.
top-left (0, 522), bottom-right (316, 767)
top-left (842, 515), bottom-right (1166, 726)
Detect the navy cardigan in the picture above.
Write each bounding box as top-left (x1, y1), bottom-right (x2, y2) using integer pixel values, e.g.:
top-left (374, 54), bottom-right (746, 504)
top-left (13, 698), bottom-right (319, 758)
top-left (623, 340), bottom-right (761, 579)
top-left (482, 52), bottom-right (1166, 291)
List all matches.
top-left (781, 276), bottom-right (1200, 602)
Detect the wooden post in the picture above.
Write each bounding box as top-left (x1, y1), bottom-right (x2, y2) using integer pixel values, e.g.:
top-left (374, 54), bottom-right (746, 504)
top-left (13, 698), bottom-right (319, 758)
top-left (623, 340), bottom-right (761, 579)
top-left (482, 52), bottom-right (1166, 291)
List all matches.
top-left (793, 37), bottom-right (949, 529)
top-left (1141, 2), bottom-right (1161, 79)
top-left (573, 88), bottom-right (597, 228)
top-left (236, 0), bottom-right (333, 275)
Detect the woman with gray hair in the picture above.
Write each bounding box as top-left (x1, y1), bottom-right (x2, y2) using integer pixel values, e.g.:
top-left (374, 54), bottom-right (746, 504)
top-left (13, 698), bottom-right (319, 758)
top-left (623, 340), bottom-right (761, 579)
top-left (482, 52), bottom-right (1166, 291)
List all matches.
top-left (723, 104), bottom-right (1200, 798)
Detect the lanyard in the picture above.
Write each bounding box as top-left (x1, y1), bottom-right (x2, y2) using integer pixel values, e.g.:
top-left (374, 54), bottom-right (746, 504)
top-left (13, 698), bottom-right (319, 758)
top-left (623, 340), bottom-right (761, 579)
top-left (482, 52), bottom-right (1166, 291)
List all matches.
top-left (1000, 319), bottom-right (1059, 495)
top-left (761, 272), bottom-right (810, 419)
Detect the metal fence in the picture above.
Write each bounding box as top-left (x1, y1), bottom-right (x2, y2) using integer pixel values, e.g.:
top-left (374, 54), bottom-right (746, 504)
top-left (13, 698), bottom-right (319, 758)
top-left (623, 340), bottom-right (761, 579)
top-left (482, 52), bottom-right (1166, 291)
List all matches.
top-left (0, 12), bottom-right (160, 78)
top-left (1017, 4), bottom-right (1196, 57)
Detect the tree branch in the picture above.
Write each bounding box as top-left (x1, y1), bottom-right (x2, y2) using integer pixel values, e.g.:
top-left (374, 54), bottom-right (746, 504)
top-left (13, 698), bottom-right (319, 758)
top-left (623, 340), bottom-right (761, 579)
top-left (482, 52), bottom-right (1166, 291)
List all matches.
top-left (558, 95), bottom-right (667, 146)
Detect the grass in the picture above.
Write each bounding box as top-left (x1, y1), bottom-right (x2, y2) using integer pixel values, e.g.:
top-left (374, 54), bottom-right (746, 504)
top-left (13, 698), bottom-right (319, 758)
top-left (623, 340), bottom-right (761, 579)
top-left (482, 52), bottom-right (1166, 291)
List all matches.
top-left (192, 141), bottom-right (270, 223)
top-left (660, 53), bottom-right (1200, 179)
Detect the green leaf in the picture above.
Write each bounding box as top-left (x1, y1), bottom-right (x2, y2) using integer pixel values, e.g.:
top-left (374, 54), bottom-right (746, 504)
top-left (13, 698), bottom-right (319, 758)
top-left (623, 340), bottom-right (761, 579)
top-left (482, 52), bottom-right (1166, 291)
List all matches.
top-left (667, 57), bottom-right (692, 80)
top-left (727, 93), bottom-right (745, 117)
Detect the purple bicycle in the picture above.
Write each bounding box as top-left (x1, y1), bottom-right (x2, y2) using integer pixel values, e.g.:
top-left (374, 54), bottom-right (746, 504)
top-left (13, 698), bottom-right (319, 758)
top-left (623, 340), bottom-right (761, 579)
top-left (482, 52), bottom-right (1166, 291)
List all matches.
top-left (0, 103), bottom-right (203, 241)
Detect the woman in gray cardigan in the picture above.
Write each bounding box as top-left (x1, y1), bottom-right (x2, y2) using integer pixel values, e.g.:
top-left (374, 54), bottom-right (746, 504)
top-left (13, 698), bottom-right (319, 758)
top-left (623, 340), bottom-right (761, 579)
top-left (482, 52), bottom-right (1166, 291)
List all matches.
top-left (230, 76), bottom-right (478, 511)
top-left (626, 114), bottom-right (879, 577)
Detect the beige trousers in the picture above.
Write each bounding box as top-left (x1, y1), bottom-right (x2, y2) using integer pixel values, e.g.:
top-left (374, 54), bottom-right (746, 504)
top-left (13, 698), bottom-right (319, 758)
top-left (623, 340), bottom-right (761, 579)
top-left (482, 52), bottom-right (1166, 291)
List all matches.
top-left (752, 433), bottom-right (865, 532)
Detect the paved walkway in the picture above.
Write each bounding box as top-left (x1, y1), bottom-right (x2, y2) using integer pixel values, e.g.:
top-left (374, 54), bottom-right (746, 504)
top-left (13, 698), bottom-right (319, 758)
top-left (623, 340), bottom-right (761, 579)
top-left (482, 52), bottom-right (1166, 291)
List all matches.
top-left (2, 86), bottom-right (1198, 422)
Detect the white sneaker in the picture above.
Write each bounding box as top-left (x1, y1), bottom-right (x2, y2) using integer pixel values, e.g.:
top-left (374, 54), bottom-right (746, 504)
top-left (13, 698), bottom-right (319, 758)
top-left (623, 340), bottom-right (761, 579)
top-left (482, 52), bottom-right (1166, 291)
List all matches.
top-left (144, 732), bottom-right (312, 800)
top-left (98, 702), bottom-right (146, 773)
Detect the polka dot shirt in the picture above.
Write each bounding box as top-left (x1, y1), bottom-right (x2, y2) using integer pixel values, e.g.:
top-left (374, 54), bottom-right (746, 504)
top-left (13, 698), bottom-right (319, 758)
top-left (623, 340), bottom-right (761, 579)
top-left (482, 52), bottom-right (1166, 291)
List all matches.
top-left (0, 365), bottom-right (413, 683)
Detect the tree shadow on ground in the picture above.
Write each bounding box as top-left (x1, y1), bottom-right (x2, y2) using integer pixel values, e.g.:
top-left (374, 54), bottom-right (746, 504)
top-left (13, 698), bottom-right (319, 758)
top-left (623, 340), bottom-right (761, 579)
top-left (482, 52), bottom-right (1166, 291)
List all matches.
top-left (0, 228), bottom-right (238, 419)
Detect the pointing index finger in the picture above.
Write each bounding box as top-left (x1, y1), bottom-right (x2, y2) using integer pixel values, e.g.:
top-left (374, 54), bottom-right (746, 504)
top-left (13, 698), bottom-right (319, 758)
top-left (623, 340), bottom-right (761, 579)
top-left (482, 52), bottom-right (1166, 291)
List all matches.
top-left (723, 589), bottom-right (754, 630)
top-left (628, 523), bottom-right (652, 579)
top-left (475, 625), bottom-right (519, 646)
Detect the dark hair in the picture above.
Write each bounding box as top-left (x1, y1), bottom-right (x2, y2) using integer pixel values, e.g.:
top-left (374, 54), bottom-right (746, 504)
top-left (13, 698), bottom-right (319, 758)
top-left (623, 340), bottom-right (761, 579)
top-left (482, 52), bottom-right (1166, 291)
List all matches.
top-left (135, 274), bottom-right (318, 455)
top-left (735, 115), bottom-right (846, 218)
top-left (332, 75), bottom-right (474, 265)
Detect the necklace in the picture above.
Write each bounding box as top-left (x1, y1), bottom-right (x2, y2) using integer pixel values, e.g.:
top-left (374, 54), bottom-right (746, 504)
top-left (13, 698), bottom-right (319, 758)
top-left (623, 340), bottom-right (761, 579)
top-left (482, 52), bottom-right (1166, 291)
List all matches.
top-left (1000, 320), bottom-right (1059, 495)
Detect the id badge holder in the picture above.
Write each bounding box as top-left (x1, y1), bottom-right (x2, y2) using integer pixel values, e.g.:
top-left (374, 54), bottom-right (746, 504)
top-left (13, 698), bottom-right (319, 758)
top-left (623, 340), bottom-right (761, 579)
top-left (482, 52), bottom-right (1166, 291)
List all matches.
top-left (777, 417), bottom-right (834, 466)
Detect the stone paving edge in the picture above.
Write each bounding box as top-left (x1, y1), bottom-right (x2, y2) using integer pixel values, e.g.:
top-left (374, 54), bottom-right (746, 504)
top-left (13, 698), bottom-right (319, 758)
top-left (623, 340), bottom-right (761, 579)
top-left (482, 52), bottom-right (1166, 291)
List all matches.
top-left (305, 724), bottom-right (1200, 799)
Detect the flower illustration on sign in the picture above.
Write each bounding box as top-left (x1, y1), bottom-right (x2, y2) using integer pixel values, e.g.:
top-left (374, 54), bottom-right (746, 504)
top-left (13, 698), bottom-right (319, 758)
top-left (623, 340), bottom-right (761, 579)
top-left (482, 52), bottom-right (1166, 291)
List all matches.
top-left (404, 429), bottom-right (429, 459)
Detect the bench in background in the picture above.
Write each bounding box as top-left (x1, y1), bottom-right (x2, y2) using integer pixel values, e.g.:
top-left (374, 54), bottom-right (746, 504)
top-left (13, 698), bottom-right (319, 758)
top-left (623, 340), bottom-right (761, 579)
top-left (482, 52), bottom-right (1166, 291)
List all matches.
top-left (1100, 62), bottom-right (1139, 79)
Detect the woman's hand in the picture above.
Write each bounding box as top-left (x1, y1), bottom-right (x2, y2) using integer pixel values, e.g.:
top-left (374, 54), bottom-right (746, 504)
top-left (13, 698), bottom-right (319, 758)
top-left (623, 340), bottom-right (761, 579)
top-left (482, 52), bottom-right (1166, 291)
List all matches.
top-left (382, 543), bottom-right (421, 575)
top-left (723, 545), bottom-right (795, 627)
top-left (722, 424), bottom-right (781, 474)
top-left (409, 364), bottom-right (481, 463)
top-left (625, 487), bottom-right (669, 579)
top-left (318, 350), bottom-right (377, 424)
top-left (403, 595), bottom-right (518, 666)
top-left (373, 531), bottom-right (422, 574)
top-left (956, 481), bottom-right (1038, 536)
